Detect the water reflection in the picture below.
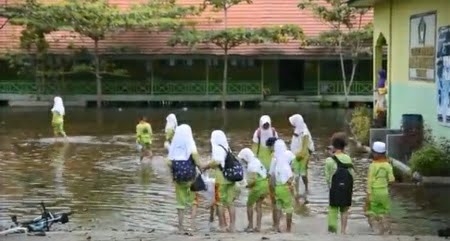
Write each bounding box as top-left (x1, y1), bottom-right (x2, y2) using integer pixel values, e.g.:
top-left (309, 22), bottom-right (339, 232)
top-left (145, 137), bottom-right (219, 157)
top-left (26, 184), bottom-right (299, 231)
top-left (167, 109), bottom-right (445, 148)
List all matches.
top-left (0, 107), bottom-right (448, 235)
top-left (50, 143), bottom-right (70, 197)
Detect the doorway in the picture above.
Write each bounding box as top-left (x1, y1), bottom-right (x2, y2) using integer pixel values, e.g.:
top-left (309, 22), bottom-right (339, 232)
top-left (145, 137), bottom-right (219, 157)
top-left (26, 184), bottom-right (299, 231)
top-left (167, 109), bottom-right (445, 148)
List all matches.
top-left (278, 60), bottom-right (305, 92)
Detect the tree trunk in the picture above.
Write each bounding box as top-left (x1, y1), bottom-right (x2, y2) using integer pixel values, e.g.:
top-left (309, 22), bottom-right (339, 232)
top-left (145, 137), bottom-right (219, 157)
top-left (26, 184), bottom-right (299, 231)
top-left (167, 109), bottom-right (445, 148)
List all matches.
top-left (222, 49), bottom-right (228, 110)
top-left (347, 61), bottom-right (358, 102)
top-left (94, 40), bottom-right (102, 108)
top-left (221, 7), bottom-right (228, 110)
top-left (339, 52), bottom-right (349, 108)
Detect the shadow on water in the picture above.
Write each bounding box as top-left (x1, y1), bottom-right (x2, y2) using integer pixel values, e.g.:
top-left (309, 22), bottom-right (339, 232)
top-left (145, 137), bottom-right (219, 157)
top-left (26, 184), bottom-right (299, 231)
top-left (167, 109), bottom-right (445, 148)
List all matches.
top-left (0, 107), bottom-right (449, 234)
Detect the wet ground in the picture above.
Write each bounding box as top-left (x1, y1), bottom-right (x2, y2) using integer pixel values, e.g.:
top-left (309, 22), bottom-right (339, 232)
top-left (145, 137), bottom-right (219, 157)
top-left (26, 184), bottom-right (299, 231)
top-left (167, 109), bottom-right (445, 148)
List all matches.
top-left (0, 107), bottom-right (449, 235)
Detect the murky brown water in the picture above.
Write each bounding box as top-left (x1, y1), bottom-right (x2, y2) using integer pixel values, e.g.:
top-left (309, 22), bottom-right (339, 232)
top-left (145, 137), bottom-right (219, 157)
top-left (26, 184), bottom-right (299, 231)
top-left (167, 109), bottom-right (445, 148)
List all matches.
top-left (0, 107), bottom-right (449, 235)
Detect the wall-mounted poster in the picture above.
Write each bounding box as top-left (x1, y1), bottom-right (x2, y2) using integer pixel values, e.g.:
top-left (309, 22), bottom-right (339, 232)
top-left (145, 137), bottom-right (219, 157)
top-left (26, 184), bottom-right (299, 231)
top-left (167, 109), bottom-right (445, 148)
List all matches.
top-left (409, 12), bottom-right (436, 81)
top-left (436, 25), bottom-right (450, 126)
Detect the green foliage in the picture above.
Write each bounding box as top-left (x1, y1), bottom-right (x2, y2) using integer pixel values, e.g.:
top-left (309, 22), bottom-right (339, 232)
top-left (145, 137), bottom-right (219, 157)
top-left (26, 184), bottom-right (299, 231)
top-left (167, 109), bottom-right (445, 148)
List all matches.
top-left (298, 0), bottom-right (373, 57)
top-left (410, 128), bottom-right (450, 176)
top-left (126, 0), bottom-right (200, 30)
top-left (349, 106), bottom-right (372, 145)
top-left (410, 145), bottom-right (450, 177)
top-left (169, 25), bottom-right (304, 50)
top-left (202, 0), bottom-right (253, 10)
top-left (298, 0), bottom-right (373, 106)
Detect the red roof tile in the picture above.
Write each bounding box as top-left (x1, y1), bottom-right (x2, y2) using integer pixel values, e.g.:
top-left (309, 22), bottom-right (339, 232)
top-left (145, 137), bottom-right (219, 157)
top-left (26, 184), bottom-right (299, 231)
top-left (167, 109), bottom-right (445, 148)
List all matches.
top-left (0, 0), bottom-right (373, 56)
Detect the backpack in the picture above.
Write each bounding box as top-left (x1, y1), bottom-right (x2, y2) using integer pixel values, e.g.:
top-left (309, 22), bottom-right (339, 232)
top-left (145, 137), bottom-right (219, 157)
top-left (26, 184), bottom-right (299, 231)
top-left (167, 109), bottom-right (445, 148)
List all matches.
top-left (219, 145), bottom-right (244, 182)
top-left (329, 155), bottom-right (354, 207)
top-left (171, 155), bottom-right (197, 182)
top-left (256, 127), bottom-right (277, 155)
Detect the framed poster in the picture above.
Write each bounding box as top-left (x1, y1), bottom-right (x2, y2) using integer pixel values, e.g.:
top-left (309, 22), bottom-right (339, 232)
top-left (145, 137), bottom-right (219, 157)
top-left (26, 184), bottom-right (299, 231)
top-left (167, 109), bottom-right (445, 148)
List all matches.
top-left (436, 25), bottom-right (450, 126)
top-left (409, 11), bottom-right (436, 81)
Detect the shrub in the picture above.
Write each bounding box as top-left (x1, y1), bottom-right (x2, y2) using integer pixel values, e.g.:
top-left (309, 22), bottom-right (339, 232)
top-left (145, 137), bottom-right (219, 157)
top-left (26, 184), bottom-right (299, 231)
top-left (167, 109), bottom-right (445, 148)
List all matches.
top-left (409, 128), bottom-right (450, 176)
top-left (349, 106), bottom-right (372, 145)
top-left (409, 145), bottom-right (450, 176)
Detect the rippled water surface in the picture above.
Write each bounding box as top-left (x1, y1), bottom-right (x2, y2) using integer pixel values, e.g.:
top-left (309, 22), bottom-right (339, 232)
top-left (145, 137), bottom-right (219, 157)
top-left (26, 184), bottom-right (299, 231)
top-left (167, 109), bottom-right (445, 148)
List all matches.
top-left (0, 107), bottom-right (449, 234)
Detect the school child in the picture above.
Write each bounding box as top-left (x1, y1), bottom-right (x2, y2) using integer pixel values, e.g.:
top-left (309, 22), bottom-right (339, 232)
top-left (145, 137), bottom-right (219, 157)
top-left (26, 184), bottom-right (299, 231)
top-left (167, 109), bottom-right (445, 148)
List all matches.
top-left (265, 137), bottom-right (279, 229)
top-left (324, 132), bottom-right (354, 234)
top-left (51, 96), bottom-right (67, 142)
top-left (238, 148), bottom-right (269, 232)
top-left (252, 115), bottom-right (278, 170)
top-left (203, 130), bottom-right (242, 233)
top-left (164, 113), bottom-right (177, 150)
top-left (167, 124), bottom-right (204, 233)
top-left (288, 114), bottom-right (315, 202)
top-left (272, 147), bottom-right (296, 232)
top-left (136, 116), bottom-right (153, 162)
top-left (366, 141), bottom-right (395, 234)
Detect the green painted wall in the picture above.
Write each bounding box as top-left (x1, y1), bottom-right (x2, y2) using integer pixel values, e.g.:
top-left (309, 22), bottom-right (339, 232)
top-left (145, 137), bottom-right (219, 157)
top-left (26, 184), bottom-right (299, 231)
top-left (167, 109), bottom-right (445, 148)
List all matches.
top-left (374, 0), bottom-right (450, 139)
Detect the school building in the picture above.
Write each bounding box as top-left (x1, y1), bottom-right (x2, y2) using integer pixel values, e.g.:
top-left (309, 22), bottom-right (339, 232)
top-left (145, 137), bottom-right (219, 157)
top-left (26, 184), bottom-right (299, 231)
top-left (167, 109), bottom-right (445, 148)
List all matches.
top-left (0, 0), bottom-right (374, 106)
top-left (350, 0), bottom-right (450, 139)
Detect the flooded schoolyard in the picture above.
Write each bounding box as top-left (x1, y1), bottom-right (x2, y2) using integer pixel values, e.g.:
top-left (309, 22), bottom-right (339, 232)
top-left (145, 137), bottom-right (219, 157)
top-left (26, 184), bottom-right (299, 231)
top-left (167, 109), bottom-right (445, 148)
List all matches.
top-left (0, 107), bottom-right (448, 235)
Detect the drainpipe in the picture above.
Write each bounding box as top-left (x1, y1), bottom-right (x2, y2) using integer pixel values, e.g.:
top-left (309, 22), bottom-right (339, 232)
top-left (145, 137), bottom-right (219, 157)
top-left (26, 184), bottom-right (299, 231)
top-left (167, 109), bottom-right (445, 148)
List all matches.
top-left (387, 0), bottom-right (393, 128)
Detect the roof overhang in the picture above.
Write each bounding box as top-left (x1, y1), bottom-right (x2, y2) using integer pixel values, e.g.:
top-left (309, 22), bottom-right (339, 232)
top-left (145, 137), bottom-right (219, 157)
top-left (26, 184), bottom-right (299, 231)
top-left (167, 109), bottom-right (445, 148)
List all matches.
top-left (347, 0), bottom-right (383, 7)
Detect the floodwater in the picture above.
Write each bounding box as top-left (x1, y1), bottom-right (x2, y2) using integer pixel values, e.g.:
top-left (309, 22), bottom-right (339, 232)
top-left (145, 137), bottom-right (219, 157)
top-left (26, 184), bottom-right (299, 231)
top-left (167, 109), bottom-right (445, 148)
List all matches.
top-left (0, 107), bottom-right (449, 235)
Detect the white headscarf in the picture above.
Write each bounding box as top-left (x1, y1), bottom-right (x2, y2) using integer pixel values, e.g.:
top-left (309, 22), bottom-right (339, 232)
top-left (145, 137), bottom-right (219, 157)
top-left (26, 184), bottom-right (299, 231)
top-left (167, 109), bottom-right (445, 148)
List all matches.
top-left (252, 115), bottom-right (278, 146)
top-left (269, 139), bottom-right (289, 176)
top-left (289, 114), bottom-right (315, 153)
top-left (168, 124), bottom-right (197, 161)
top-left (211, 130), bottom-right (229, 168)
top-left (275, 150), bottom-right (295, 184)
top-left (238, 148), bottom-right (267, 178)
top-left (165, 113), bottom-right (178, 133)
top-left (51, 96), bottom-right (65, 115)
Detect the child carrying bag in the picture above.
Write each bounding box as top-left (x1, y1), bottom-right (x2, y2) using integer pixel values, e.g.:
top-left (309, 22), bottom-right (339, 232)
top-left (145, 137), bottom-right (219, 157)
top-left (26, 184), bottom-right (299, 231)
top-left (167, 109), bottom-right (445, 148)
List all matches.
top-left (219, 145), bottom-right (244, 182)
top-left (171, 155), bottom-right (197, 182)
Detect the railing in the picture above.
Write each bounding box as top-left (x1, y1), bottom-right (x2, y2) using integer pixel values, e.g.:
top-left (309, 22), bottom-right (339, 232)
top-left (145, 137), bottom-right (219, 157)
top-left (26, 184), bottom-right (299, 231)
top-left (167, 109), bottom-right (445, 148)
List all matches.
top-left (0, 80), bottom-right (373, 96)
top-left (319, 81), bottom-right (372, 95)
top-left (0, 81), bottom-right (262, 95)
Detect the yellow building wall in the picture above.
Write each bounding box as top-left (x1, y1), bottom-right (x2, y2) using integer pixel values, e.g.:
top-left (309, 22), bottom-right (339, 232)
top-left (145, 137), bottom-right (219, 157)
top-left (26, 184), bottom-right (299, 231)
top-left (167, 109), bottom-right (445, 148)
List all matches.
top-left (374, 0), bottom-right (450, 139)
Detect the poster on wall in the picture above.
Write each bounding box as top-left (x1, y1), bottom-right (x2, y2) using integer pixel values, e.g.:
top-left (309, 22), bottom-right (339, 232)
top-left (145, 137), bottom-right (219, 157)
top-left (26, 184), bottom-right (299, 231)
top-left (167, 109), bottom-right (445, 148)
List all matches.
top-left (409, 12), bottom-right (436, 81)
top-left (436, 25), bottom-right (450, 126)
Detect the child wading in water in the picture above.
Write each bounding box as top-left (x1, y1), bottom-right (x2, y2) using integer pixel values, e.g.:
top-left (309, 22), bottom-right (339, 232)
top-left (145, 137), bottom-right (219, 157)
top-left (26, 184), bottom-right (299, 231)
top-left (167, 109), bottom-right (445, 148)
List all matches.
top-left (203, 130), bottom-right (238, 233)
top-left (167, 124), bottom-right (203, 234)
top-left (288, 114), bottom-right (314, 203)
top-left (51, 96), bottom-right (68, 142)
top-left (325, 132), bottom-right (354, 234)
top-left (271, 140), bottom-right (295, 232)
top-left (366, 141), bottom-right (395, 234)
top-left (136, 116), bottom-right (153, 162)
top-left (238, 148), bottom-right (269, 232)
top-left (164, 113), bottom-right (177, 150)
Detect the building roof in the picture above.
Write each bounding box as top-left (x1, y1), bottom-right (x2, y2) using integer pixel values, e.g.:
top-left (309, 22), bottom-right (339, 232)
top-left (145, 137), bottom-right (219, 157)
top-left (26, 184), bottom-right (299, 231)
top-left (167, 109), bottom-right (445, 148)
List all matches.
top-left (0, 0), bottom-right (373, 57)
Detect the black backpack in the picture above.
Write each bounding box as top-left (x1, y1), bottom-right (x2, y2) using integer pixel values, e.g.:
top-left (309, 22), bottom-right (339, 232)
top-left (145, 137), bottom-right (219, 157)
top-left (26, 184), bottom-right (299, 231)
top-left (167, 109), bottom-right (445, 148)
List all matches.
top-left (219, 145), bottom-right (244, 182)
top-left (329, 155), bottom-right (354, 207)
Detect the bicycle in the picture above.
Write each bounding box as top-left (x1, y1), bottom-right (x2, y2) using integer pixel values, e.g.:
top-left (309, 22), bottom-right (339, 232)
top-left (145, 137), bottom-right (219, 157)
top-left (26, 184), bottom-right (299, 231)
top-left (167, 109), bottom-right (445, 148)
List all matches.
top-left (0, 202), bottom-right (73, 236)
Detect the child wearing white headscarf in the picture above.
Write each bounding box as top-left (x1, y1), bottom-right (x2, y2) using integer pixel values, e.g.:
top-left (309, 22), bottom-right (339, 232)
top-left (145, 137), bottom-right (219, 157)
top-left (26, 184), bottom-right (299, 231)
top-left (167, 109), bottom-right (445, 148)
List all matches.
top-left (51, 96), bottom-right (67, 141)
top-left (238, 148), bottom-right (269, 232)
top-left (203, 130), bottom-right (237, 232)
top-left (273, 148), bottom-right (295, 233)
top-left (251, 115), bottom-right (278, 170)
top-left (164, 113), bottom-right (178, 150)
top-left (167, 124), bottom-right (203, 233)
top-left (289, 114), bottom-right (314, 197)
top-left (267, 139), bottom-right (294, 230)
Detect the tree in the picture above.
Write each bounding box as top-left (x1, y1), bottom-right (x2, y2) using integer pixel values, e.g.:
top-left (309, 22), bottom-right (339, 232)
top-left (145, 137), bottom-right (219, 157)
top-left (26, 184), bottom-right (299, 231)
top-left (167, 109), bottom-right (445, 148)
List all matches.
top-left (298, 0), bottom-right (373, 107)
top-left (56, 0), bottom-right (199, 108)
top-left (0, 0), bottom-right (64, 96)
top-left (170, 0), bottom-right (304, 109)
top-left (0, 0), bottom-right (9, 30)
